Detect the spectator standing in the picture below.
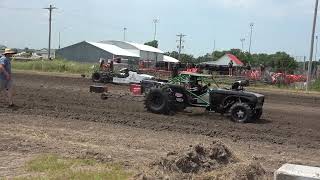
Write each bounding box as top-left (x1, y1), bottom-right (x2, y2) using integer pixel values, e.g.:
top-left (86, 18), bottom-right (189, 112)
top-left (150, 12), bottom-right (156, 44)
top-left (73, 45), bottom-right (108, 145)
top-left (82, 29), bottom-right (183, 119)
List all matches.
top-left (228, 60), bottom-right (234, 76)
top-left (0, 48), bottom-right (17, 107)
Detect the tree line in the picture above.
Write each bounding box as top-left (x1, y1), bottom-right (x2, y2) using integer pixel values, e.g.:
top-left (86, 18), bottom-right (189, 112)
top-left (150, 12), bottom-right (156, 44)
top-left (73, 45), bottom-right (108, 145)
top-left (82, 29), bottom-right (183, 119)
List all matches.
top-left (165, 49), bottom-right (299, 73)
top-left (145, 40), bottom-right (299, 73)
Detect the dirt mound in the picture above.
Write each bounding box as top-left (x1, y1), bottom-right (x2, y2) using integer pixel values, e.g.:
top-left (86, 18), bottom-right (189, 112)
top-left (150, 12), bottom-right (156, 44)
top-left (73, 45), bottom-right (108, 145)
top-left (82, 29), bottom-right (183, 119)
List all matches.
top-left (207, 162), bottom-right (266, 180)
top-left (158, 141), bottom-right (237, 174)
top-left (139, 141), bottom-right (266, 180)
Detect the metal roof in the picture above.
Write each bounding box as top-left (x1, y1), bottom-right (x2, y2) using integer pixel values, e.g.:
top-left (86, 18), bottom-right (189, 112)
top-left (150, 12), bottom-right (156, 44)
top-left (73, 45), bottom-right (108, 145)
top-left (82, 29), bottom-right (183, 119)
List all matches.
top-left (201, 54), bottom-right (244, 66)
top-left (87, 42), bottom-right (140, 57)
top-left (99, 40), bottom-right (164, 54)
top-left (226, 54), bottom-right (244, 65)
top-left (124, 41), bottom-right (164, 53)
top-left (163, 55), bottom-right (179, 63)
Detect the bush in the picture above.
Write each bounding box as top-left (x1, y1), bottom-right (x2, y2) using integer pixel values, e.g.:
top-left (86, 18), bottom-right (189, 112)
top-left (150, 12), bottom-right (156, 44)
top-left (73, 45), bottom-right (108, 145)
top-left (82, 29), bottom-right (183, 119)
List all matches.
top-left (311, 78), bottom-right (320, 91)
top-left (12, 59), bottom-right (97, 75)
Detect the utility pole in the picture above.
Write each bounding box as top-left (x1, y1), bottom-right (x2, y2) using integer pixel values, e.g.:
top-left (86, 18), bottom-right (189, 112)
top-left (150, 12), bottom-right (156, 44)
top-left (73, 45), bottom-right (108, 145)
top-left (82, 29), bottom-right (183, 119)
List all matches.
top-left (315, 35), bottom-right (318, 61)
top-left (240, 38), bottom-right (245, 52)
top-left (153, 19), bottom-right (159, 40)
top-left (176, 33), bottom-right (186, 61)
top-left (249, 23), bottom-right (254, 54)
top-left (213, 39), bottom-right (216, 59)
top-left (123, 27), bottom-right (127, 41)
top-left (58, 31), bottom-right (61, 49)
top-left (307, 0), bottom-right (319, 91)
top-left (304, 56), bottom-right (307, 71)
top-left (44, 5), bottom-right (57, 60)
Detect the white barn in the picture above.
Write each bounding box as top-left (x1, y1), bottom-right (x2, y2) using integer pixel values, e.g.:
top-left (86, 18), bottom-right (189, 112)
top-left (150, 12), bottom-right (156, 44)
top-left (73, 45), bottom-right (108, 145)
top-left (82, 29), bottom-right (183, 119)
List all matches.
top-left (55, 41), bottom-right (139, 63)
top-left (100, 40), bottom-right (164, 63)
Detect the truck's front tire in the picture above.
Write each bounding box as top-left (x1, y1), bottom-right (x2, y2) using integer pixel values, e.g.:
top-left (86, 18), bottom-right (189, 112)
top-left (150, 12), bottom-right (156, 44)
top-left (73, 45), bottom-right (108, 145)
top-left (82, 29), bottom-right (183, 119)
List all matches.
top-left (229, 102), bottom-right (253, 123)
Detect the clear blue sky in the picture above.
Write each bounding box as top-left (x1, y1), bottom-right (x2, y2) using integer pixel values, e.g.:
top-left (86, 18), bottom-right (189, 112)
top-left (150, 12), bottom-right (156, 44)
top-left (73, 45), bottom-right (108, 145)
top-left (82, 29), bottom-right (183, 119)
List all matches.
top-left (0, 0), bottom-right (318, 58)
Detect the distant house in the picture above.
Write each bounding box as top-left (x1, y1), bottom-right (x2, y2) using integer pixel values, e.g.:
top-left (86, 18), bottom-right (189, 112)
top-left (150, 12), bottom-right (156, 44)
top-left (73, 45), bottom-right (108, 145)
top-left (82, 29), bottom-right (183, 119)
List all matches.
top-left (202, 54), bottom-right (244, 67)
top-left (34, 48), bottom-right (55, 59)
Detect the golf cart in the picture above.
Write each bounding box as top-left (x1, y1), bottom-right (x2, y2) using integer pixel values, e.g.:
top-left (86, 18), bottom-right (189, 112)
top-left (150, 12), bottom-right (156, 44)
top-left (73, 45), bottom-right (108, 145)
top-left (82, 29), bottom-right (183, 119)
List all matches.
top-left (142, 72), bottom-right (265, 123)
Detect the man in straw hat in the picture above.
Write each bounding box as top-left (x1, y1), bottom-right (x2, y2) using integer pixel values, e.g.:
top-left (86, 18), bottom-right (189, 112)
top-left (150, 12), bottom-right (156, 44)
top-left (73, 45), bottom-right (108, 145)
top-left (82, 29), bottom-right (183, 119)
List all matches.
top-left (0, 48), bottom-right (17, 107)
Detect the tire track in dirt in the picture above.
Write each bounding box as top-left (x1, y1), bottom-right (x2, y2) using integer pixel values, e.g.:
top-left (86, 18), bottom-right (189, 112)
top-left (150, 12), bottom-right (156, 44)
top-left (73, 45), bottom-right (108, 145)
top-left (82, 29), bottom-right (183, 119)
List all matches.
top-left (1, 73), bottom-right (319, 150)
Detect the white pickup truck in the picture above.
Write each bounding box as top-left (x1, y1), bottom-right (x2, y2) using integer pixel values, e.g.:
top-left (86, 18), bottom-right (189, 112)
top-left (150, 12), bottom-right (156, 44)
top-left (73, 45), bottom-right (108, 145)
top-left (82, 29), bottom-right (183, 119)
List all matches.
top-left (92, 68), bottom-right (154, 84)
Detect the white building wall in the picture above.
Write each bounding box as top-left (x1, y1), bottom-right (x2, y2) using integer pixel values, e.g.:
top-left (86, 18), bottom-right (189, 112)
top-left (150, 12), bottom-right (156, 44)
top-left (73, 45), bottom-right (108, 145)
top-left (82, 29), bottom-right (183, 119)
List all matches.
top-left (140, 51), bottom-right (163, 62)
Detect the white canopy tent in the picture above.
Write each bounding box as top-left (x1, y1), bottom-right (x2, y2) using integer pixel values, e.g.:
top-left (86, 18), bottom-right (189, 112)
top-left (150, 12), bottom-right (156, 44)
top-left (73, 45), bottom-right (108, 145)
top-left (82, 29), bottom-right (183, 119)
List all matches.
top-left (163, 55), bottom-right (179, 63)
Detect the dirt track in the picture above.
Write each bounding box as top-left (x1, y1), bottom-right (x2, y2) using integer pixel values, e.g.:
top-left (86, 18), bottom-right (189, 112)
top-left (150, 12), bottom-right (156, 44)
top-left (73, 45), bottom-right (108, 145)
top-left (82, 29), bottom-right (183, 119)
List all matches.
top-left (1, 73), bottom-right (320, 178)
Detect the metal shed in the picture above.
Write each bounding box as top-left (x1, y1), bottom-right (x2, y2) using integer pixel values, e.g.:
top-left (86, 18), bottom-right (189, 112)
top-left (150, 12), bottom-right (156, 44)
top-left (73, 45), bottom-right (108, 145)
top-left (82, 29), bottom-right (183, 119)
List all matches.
top-left (55, 41), bottom-right (140, 63)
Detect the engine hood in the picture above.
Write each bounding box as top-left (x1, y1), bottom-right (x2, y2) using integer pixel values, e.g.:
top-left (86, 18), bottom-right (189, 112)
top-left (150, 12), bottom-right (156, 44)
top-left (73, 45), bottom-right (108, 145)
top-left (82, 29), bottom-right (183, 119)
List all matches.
top-left (244, 91), bottom-right (264, 98)
top-left (213, 88), bottom-right (264, 98)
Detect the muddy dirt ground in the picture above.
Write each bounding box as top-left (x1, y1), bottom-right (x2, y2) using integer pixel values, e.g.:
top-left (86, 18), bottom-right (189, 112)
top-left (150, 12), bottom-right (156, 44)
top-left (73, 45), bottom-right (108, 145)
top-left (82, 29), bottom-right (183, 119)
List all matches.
top-left (0, 73), bottom-right (320, 179)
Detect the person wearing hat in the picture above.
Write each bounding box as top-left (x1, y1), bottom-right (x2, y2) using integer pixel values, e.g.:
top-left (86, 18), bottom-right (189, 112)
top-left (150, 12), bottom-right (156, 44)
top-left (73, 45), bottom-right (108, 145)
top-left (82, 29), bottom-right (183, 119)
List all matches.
top-left (0, 48), bottom-right (17, 107)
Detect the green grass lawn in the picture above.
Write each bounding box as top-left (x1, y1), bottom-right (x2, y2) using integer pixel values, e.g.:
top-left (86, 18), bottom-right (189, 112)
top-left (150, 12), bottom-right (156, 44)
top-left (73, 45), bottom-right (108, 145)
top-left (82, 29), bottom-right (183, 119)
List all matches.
top-left (12, 59), bottom-right (97, 75)
top-left (14, 154), bottom-right (131, 180)
top-left (311, 78), bottom-right (320, 91)
top-left (11, 59), bottom-right (320, 93)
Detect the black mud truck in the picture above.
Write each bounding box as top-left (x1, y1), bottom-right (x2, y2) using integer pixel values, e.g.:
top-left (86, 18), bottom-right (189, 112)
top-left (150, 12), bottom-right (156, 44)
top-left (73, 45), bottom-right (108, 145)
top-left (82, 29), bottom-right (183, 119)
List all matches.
top-left (142, 72), bottom-right (265, 123)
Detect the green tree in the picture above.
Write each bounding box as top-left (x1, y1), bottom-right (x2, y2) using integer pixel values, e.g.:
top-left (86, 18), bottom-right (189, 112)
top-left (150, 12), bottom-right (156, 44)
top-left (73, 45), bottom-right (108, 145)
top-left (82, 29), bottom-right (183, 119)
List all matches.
top-left (144, 40), bottom-right (158, 48)
top-left (196, 53), bottom-right (214, 63)
top-left (269, 52), bottom-right (298, 73)
top-left (165, 51), bottom-right (195, 63)
top-left (197, 49), bottom-right (298, 73)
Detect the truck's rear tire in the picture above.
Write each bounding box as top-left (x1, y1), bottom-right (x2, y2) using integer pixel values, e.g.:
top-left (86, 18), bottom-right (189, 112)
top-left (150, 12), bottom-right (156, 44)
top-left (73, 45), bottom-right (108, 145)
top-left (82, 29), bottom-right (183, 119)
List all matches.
top-left (92, 72), bottom-right (102, 83)
top-left (145, 88), bottom-right (170, 114)
top-left (229, 102), bottom-right (253, 123)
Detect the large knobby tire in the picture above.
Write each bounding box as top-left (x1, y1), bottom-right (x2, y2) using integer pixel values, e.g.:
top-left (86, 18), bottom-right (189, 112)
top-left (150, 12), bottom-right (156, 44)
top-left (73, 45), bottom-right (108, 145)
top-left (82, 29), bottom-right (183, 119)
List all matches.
top-left (92, 72), bottom-right (102, 83)
top-left (251, 109), bottom-right (263, 121)
top-left (229, 102), bottom-right (253, 123)
top-left (145, 88), bottom-right (170, 114)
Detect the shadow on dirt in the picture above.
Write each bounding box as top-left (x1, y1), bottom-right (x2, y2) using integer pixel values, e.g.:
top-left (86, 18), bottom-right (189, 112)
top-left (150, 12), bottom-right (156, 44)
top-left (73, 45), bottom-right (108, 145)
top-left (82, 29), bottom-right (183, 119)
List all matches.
top-left (254, 118), bottom-right (272, 124)
top-left (185, 111), bottom-right (272, 125)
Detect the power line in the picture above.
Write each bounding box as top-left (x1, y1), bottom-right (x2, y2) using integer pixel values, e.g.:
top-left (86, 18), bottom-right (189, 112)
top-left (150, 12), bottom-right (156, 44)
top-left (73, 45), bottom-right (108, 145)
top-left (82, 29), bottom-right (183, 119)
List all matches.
top-left (176, 33), bottom-right (186, 61)
top-left (44, 5), bottom-right (57, 60)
